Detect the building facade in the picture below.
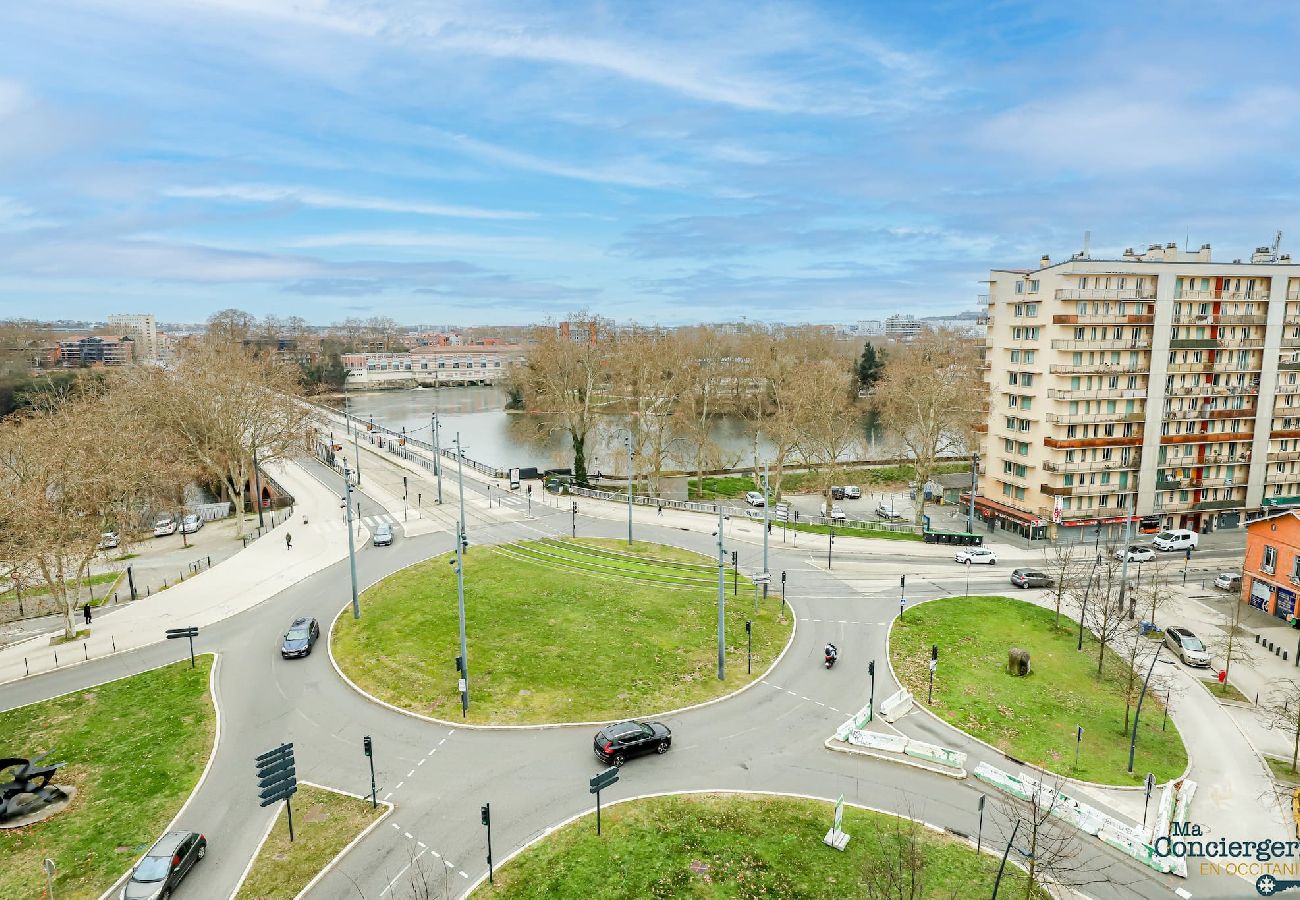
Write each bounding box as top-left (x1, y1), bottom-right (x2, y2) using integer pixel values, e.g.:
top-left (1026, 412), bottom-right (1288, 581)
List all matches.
top-left (106, 313), bottom-right (158, 361)
top-left (1241, 510), bottom-right (1300, 623)
top-left (341, 344), bottom-right (523, 386)
top-left (56, 335), bottom-right (135, 367)
top-left (977, 241), bottom-right (1300, 539)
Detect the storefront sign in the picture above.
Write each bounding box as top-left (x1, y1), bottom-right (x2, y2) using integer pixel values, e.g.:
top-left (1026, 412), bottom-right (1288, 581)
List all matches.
top-left (1251, 579), bottom-right (1273, 611)
top-left (1278, 587), bottom-right (1296, 619)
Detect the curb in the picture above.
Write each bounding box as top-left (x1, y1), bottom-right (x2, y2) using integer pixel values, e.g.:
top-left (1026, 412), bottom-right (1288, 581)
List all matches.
top-left (822, 735), bottom-right (968, 779)
top-left (885, 593), bottom-right (1193, 793)
top-left (462, 788), bottom-right (1033, 897)
top-left (97, 652), bottom-right (223, 900)
top-left (227, 781), bottom-right (395, 900)
top-left (326, 543), bottom-right (800, 731)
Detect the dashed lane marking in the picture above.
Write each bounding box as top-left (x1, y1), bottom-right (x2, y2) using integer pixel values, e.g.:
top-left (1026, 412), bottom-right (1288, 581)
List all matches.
top-left (395, 781), bottom-right (404, 790)
top-left (404, 832), bottom-right (413, 840)
top-left (418, 758), bottom-right (425, 766)
top-left (407, 769), bottom-right (416, 777)
top-left (382, 792), bottom-right (392, 801)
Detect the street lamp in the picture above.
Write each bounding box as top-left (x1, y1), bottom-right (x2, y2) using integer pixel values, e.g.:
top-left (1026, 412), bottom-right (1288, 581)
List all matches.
top-left (342, 461), bottom-right (360, 619)
top-left (623, 430), bottom-right (634, 546)
top-left (714, 504), bottom-right (727, 681)
top-left (431, 412), bottom-right (443, 503)
top-left (453, 433), bottom-right (470, 716)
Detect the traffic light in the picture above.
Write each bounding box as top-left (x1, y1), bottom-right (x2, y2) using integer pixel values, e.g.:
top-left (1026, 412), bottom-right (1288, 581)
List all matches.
top-left (868, 660), bottom-right (875, 677)
top-left (745, 620), bottom-right (752, 635)
top-left (481, 804), bottom-right (491, 826)
top-left (363, 735), bottom-right (372, 757)
top-left (461, 534), bottom-right (469, 551)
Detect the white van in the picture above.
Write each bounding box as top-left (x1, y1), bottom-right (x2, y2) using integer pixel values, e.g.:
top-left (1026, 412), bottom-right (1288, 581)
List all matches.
top-left (1152, 529), bottom-right (1199, 552)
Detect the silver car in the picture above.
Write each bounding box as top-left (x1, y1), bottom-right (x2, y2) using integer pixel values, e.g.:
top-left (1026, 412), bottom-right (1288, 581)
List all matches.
top-left (372, 523), bottom-right (394, 546)
top-left (1164, 627), bottom-right (1211, 667)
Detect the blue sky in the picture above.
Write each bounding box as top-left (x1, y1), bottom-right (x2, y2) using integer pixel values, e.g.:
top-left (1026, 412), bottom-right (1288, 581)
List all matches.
top-left (1, 1), bottom-right (1298, 326)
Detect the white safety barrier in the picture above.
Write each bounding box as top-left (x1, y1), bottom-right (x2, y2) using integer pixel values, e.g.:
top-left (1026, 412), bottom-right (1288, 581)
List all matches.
top-left (973, 762), bottom-right (1187, 877)
top-left (835, 702), bottom-right (874, 741)
top-left (879, 689), bottom-right (914, 723)
top-left (838, 727), bottom-right (966, 772)
top-left (847, 730), bottom-right (908, 753)
top-left (904, 739), bottom-right (966, 769)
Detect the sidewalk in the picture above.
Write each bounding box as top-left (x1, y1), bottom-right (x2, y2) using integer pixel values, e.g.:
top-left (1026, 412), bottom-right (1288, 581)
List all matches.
top-left (0, 458), bottom-right (357, 685)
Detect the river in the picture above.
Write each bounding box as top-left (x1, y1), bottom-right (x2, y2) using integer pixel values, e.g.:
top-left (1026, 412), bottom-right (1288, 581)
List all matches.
top-left (328, 385), bottom-right (892, 474)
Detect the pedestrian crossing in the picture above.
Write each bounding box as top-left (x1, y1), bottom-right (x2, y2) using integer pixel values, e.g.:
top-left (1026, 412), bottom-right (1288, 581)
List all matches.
top-left (359, 512), bottom-right (400, 529)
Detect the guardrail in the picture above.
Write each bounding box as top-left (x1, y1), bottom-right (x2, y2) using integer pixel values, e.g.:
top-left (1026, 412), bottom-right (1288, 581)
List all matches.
top-left (313, 404), bottom-right (506, 478)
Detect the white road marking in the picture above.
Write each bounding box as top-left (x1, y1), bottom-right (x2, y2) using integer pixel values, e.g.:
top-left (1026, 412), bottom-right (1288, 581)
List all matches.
top-left (404, 831), bottom-right (413, 840)
top-left (815, 701), bottom-right (826, 706)
top-left (417, 841), bottom-right (427, 848)
top-left (380, 863), bottom-right (412, 897)
top-left (459, 871), bottom-right (469, 879)
top-left (439, 737), bottom-right (448, 745)
top-left (395, 781), bottom-right (405, 790)
top-left (390, 822), bottom-right (400, 830)
top-left (382, 792), bottom-right (392, 801)
top-left (417, 758), bottom-right (425, 766)
top-left (427, 748), bottom-right (436, 756)
top-left (407, 769), bottom-right (416, 777)
top-left (415, 849), bottom-right (426, 861)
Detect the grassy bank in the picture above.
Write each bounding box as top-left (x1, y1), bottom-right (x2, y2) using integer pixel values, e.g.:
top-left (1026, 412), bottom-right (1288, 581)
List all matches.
top-left (0, 657), bottom-right (215, 899)
top-left (235, 785), bottom-right (386, 899)
top-left (889, 596), bottom-right (1187, 785)
top-left (688, 462), bottom-right (970, 500)
top-left (333, 538), bottom-right (791, 724)
top-left (470, 793), bottom-right (1046, 899)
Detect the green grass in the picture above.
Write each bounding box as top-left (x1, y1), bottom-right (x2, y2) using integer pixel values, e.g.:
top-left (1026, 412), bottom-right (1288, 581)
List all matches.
top-left (470, 793), bottom-right (1046, 899)
top-left (1202, 680), bottom-right (1252, 704)
top-left (50, 628), bottom-right (91, 645)
top-left (890, 596), bottom-right (1187, 786)
top-left (235, 785), bottom-right (386, 899)
top-left (781, 520), bottom-right (923, 542)
top-left (1265, 756), bottom-right (1300, 785)
top-left (12, 571), bottom-right (120, 600)
top-left (333, 538), bottom-right (792, 724)
top-left (688, 462), bottom-right (970, 499)
top-left (0, 657), bottom-right (215, 899)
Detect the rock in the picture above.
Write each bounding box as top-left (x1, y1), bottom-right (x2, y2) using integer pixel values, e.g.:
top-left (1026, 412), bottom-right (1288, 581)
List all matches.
top-left (1008, 648), bottom-right (1031, 676)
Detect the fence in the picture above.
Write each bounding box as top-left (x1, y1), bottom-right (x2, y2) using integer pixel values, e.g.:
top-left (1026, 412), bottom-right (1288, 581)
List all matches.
top-left (320, 407), bottom-right (505, 478)
top-left (192, 502), bottom-right (233, 522)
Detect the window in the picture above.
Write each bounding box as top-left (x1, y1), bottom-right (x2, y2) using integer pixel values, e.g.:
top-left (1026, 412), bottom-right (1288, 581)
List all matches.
top-left (1025, 303), bottom-right (1038, 316)
top-left (1024, 351), bottom-right (1035, 363)
top-left (1015, 281), bottom-right (1024, 294)
top-left (1264, 545), bottom-right (1278, 574)
top-left (1014, 304), bottom-right (1023, 317)
top-left (1028, 280), bottom-right (1040, 293)
top-left (1010, 350), bottom-right (1021, 363)
top-left (1014, 486), bottom-right (1026, 500)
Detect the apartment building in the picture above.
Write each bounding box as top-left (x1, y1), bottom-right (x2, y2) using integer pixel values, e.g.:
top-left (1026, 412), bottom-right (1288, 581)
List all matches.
top-left (56, 335), bottom-right (135, 367)
top-left (977, 241), bottom-right (1300, 540)
top-left (107, 313), bottom-right (158, 361)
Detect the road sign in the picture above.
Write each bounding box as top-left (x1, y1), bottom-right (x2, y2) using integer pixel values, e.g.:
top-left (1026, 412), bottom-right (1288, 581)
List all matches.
top-left (255, 742), bottom-right (298, 820)
top-left (752, 572), bottom-right (771, 584)
top-left (589, 766), bottom-right (619, 794)
top-left (165, 627), bottom-right (198, 638)
top-left (254, 743), bottom-right (293, 765)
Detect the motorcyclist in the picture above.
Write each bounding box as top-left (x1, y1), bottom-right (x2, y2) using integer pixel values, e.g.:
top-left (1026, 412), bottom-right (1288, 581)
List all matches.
top-left (824, 643), bottom-right (838, 663)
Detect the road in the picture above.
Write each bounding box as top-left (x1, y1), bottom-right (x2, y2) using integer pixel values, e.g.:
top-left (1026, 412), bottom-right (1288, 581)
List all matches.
top-left (2, 444), bottom-right (1207, 900)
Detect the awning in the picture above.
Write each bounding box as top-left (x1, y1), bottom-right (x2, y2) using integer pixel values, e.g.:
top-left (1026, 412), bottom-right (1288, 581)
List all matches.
top-left (967, 495), bottom-right (1042, 526)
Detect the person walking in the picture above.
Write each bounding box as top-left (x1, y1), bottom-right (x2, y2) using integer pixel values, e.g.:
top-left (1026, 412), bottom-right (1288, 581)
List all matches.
top-left (83, 603), bottom-right (92, 625)
top-left (657, 502), bottom-right (663, 517)
top-left (285, 532), bottom-right (293, 550)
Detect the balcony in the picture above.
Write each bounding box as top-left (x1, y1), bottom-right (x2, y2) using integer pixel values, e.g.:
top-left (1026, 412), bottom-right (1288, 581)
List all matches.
top-left (1047, 411), bottom-right (1144, 425)
top-left (1040, 483), bottom-right (1072, 497)
top-left (1049, 339), bottom-right (1151, 351)
top-left (1167, 383), bottom-right (1259, 398)
top-left (1178, 290), bottom-right (1269, 302)
top-left (1166, 362), bottom-right (1214, 374)
top-left (1047, 387), bottom-right (1146, 400)
top-left (1281, 360), bottom-right (1300, 371)
top-left (1044, 435), bottom-right (1143, 449)
top-left (1157, 452), bottom-right (1250, 466)
top-left (1156, 477), bottom-right (1183, 490)
top-left (1055, 289), bottom-right (1156, 301)
top-left (1269, 450), bottom-right (1300, 462)
top-left (1218, 338), bottom-right (1267, 349)
top-left (1053, 313), bottom-right (1154, 326)
top-left (1278, 383), bottom-right (1300, 394)
top-left (1043, 455), bottom-right (1140, 473)
top-left (1163, 405), bottom-right (1256, 421)
top-left (1169, 338), bottom-right (1220, 350)
top-left (1282, 337), bottom-right (1300, 349)
top-left (1070, 481), bottom-right (1131, 497)
top-left (1194, 498), bottom-right (1242, 511)
top-left (1159, 431), bottom-right (1254, 445)
top-left (1049, 364), bottom-right (1146, 375)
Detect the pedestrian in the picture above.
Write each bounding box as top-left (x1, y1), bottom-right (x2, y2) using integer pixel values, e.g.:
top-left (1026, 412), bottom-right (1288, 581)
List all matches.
top-left (286, 532), bottom-right (293, 550)
top-left (657, 502), bottom-right (663, 517)
top-left (83, 603), bottom-right (92, 625)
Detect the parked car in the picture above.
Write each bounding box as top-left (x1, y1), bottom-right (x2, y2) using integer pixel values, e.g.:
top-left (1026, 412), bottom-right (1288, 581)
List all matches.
top-left (830, 486), bottom-right (846, 500)
top-left (1114, 545), bottom-right (1155, 563)
top-left (152, 516), bottom-right (177, 537)
top-left (875, 504), bottom-right (905, 521)
top-left (1152, 529), bottom-right (1199, 552)
top-left (956, 547), bottom-right (998, 565)
top-left (593, 720), bottom-right (672, 766)
top-left (1010, 568), bottom-right (1052, 588)
top-left (280, 616), bottom-right (320, 659)
top-left (1164, 626), bottom-right (1211, 667)
top-left (99, 531), bottom-right (120, 550)
top-left (121, 830), bottom-right (206, 900)
top-left (180, 514), bottom-right (204, 534)
top-left (843, 485), bottom-right (861, 499)
top-left (744, 491), bottom-right (766, 507)
top-left (372, 523), bottom-right (393, 546)
top-left (819, 503), bottom-right (847, 521)
top-left (1214, 572), bottom-right (1243, 591)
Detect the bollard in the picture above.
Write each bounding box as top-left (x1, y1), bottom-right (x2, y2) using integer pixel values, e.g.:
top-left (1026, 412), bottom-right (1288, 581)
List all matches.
top-left (208, 555), bottom-right (211, 568)
top-left (113, 591), bottom-right (118, 604)
top-left (24, 657), bottom-right (28, 676)
top-left (83, 642), bottom-right (88, 661)
top-left (1257, 633), bottom-right (1262, 644)
top-left (1286, 651), bottom-right (1289, 662)
top-left (53, 648), bottom-right (59, 667)
top-left (112, 636), bottom-right (116, 653)
top-left (147, 586), bottom-right (152, 596)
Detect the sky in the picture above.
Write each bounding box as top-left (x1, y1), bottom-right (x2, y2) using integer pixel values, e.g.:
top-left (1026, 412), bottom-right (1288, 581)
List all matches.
top-left (0, 1), bottom-right (1298, 327)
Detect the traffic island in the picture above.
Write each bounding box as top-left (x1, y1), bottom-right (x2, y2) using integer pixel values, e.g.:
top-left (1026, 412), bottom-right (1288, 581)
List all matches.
top-left (0, 657), bottom-right (216, 898)
top-left (889, 596), bottom-right (1187, 786)
top-left (468, 793), bottom-right (1047, 898)
top-left (331, 538), bottom-right (793, 724)
top-left (233, 783), bottom-right (390, 900)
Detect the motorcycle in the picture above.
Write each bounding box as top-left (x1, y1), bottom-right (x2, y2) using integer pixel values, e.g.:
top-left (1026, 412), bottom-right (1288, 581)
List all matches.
top-left (824, 646), bottom-right (838, 669)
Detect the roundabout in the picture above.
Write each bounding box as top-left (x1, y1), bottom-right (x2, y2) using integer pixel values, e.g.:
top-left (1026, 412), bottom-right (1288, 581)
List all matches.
top-left (331, 538), bottom-right (794, 725)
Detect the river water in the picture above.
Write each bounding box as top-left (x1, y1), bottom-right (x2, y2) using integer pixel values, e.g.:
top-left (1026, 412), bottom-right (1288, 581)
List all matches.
top-left (330, 385), bottom-right (891, 473)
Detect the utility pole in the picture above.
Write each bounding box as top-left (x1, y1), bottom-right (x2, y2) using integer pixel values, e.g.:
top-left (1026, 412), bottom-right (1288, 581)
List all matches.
top-left (353, 428), bottom-right (362, 485)
top-left (716, 503), bottom-right (726, 681)
top-left (454, 433), bottom-right (469, 717)
top-left (624, 431), bottom-right (634, 546)
top-left (343, 461), bottom-right (360, 619)
top-left (431, 412), bottom-right (443, 503)
top-left (252, 446), bottom-right (265, 529)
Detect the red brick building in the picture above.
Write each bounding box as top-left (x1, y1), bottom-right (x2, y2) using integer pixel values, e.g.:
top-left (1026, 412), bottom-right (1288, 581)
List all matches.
top-left (1242, 510), bottom-right (1300, 622)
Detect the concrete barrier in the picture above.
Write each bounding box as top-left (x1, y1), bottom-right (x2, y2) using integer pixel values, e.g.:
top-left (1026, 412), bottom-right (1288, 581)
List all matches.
top-left (879, 689), bottom-right (914, 723)
top-left (847, 730), bottom-right (908, 753)
top-left (835, 702), bottom-right (874, 741)
top-left (904, 739), bottom-right (966, 770)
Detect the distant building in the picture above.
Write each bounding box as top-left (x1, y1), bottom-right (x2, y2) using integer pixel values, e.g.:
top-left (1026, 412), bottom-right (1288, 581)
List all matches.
top-left (107, 313), bottom-right (158, 361)
top-left (884, 315), bottom-right (922, 339)
top-left (921, 311), bottom-right (987, 338)
top-left (57, 335), bottom-right (135, 367)
top-left (341, 343), bottom-right (524, 386)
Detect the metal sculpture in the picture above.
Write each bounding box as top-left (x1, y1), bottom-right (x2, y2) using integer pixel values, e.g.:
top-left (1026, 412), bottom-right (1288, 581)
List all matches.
top-left (1, 752), bottom-right (67, 820)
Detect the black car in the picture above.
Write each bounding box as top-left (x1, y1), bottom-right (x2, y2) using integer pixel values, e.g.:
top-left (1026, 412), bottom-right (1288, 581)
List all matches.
top-left (594, 720), bottom-right (672, 766)
top-left (830, 486), bottom-right (846, 500)
top-left (281, 616), bottom-right (320, 658)
top-left (1010, 568), bottom-right (1053, 589)
top-left (121, 830), bottom-right (206, 900)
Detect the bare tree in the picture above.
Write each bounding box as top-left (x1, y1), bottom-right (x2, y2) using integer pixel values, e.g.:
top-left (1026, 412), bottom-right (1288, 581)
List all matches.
top-left (1082, 554), bottom-right (1128, 677)
top-left (1262, 679), bottom-right (1300, 775)
top-left (206, 308), bottom-right (258, 344)
top-left (860, 808), bottom-right (954, 900)
top-left (1042, 542), bottom-right (1085, 630)
top-left (609, 326), bottom-right (684, 497)
top-left (673, 326), bottom-right (732, 497)
top-left (992, 774), bottom-right (1102, 899)
top-left (790, 359), bottom-right (862, 516)
top-left (1203, 591), bottom-right (1255, 697)
top-left (872, 328), bottom-right (983, 526)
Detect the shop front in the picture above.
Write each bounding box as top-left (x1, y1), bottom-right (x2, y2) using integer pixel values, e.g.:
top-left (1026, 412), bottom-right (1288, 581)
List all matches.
top-left (1250, 577), bottom-right (1272, 613)
top-left (1277, 586), bottom-right (1297, 624)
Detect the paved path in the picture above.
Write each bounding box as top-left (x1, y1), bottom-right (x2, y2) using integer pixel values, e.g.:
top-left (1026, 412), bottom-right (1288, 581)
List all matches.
top-left (0, 437), bottom-right (1220, 900)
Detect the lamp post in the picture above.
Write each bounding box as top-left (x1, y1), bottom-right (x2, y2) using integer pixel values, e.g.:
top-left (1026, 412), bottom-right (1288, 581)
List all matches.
top-left (343, 461), bottom-right (360, 619)
top-left (716, 503), bottom-right (726, 681)
top-left (967, 451), bottom-right (979, 533)
top-left (761, 463), bottom-right (770, 596)
top-left (927, 644), bottom-right (938, 703)
top-left (431, 412), bottom-right (443, 503)
top-left (1127, 644), bottom-right (1163, 774)
top-left (868, 659), bottom-right (876, 718)
top-left (353, 428), bottom-right (362, 485)
top-left (991, 820), bottom-right (1020, 899)
top-left (252, 446), bottom-right (265, 529)
top-left (454, 432), bottom-right (470, 717)
top-left (624, 430), bottom-right (634, 546)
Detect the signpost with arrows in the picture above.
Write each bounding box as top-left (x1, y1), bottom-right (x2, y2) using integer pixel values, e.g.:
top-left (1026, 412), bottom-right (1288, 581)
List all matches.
top-left (255, 742), bottom-right (298, 842)
top-left (589, 766), bottom-right (619, 835)
top-left (165, 626), bottom-right (199, 668)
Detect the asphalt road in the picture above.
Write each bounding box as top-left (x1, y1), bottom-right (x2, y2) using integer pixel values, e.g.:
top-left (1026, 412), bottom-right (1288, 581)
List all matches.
top-left (2, 452), bottom-right (1201, 900)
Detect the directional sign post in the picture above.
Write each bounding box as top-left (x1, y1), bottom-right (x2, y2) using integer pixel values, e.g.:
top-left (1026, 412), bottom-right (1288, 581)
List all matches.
top-left (481, 802), bottom-right (494, 883)
top-left (1143, 772), bottom-right (1156, 828)
top-left (823, 793), bottom-right (850, 850)
top-left (927, 645), bottom-right (939, 704)
top-left (255, 742), bottom-right (298, 842)
top-left (165, 626), bottom-right (199, 668)
top-left (746, 620), bottom-right (752, 674)
top-left (589, 766), bottom-right (619, 836)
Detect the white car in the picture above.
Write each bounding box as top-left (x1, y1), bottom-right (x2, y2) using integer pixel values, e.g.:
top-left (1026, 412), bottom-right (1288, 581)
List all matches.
top-left (99, 531), bottom-right (120, 550)
top-left (1214, 572), bottom-right (1242, 591)
top-left (843, 485), bottom-right (861, 499)
top-left (153, 516), bottom-right (178, 537)
top-left (819, 503), bottom-right (846, 521)
top-left (180, 514), bottom-right (204, 534)
top-left (1114, 545), bottom-right (1155, 563)
top-left (744, 491), bottom-right (766, 507)
top-left (956, 547), bottom-right (997, 565)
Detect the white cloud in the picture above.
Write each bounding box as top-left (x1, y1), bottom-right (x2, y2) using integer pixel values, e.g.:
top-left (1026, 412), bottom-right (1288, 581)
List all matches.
top-left (430, 130), bottom-right (693, 189)
top-left (164, 184), bottom-right (535, 219)
top-left (287, 230), bottom-right (596, 259)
